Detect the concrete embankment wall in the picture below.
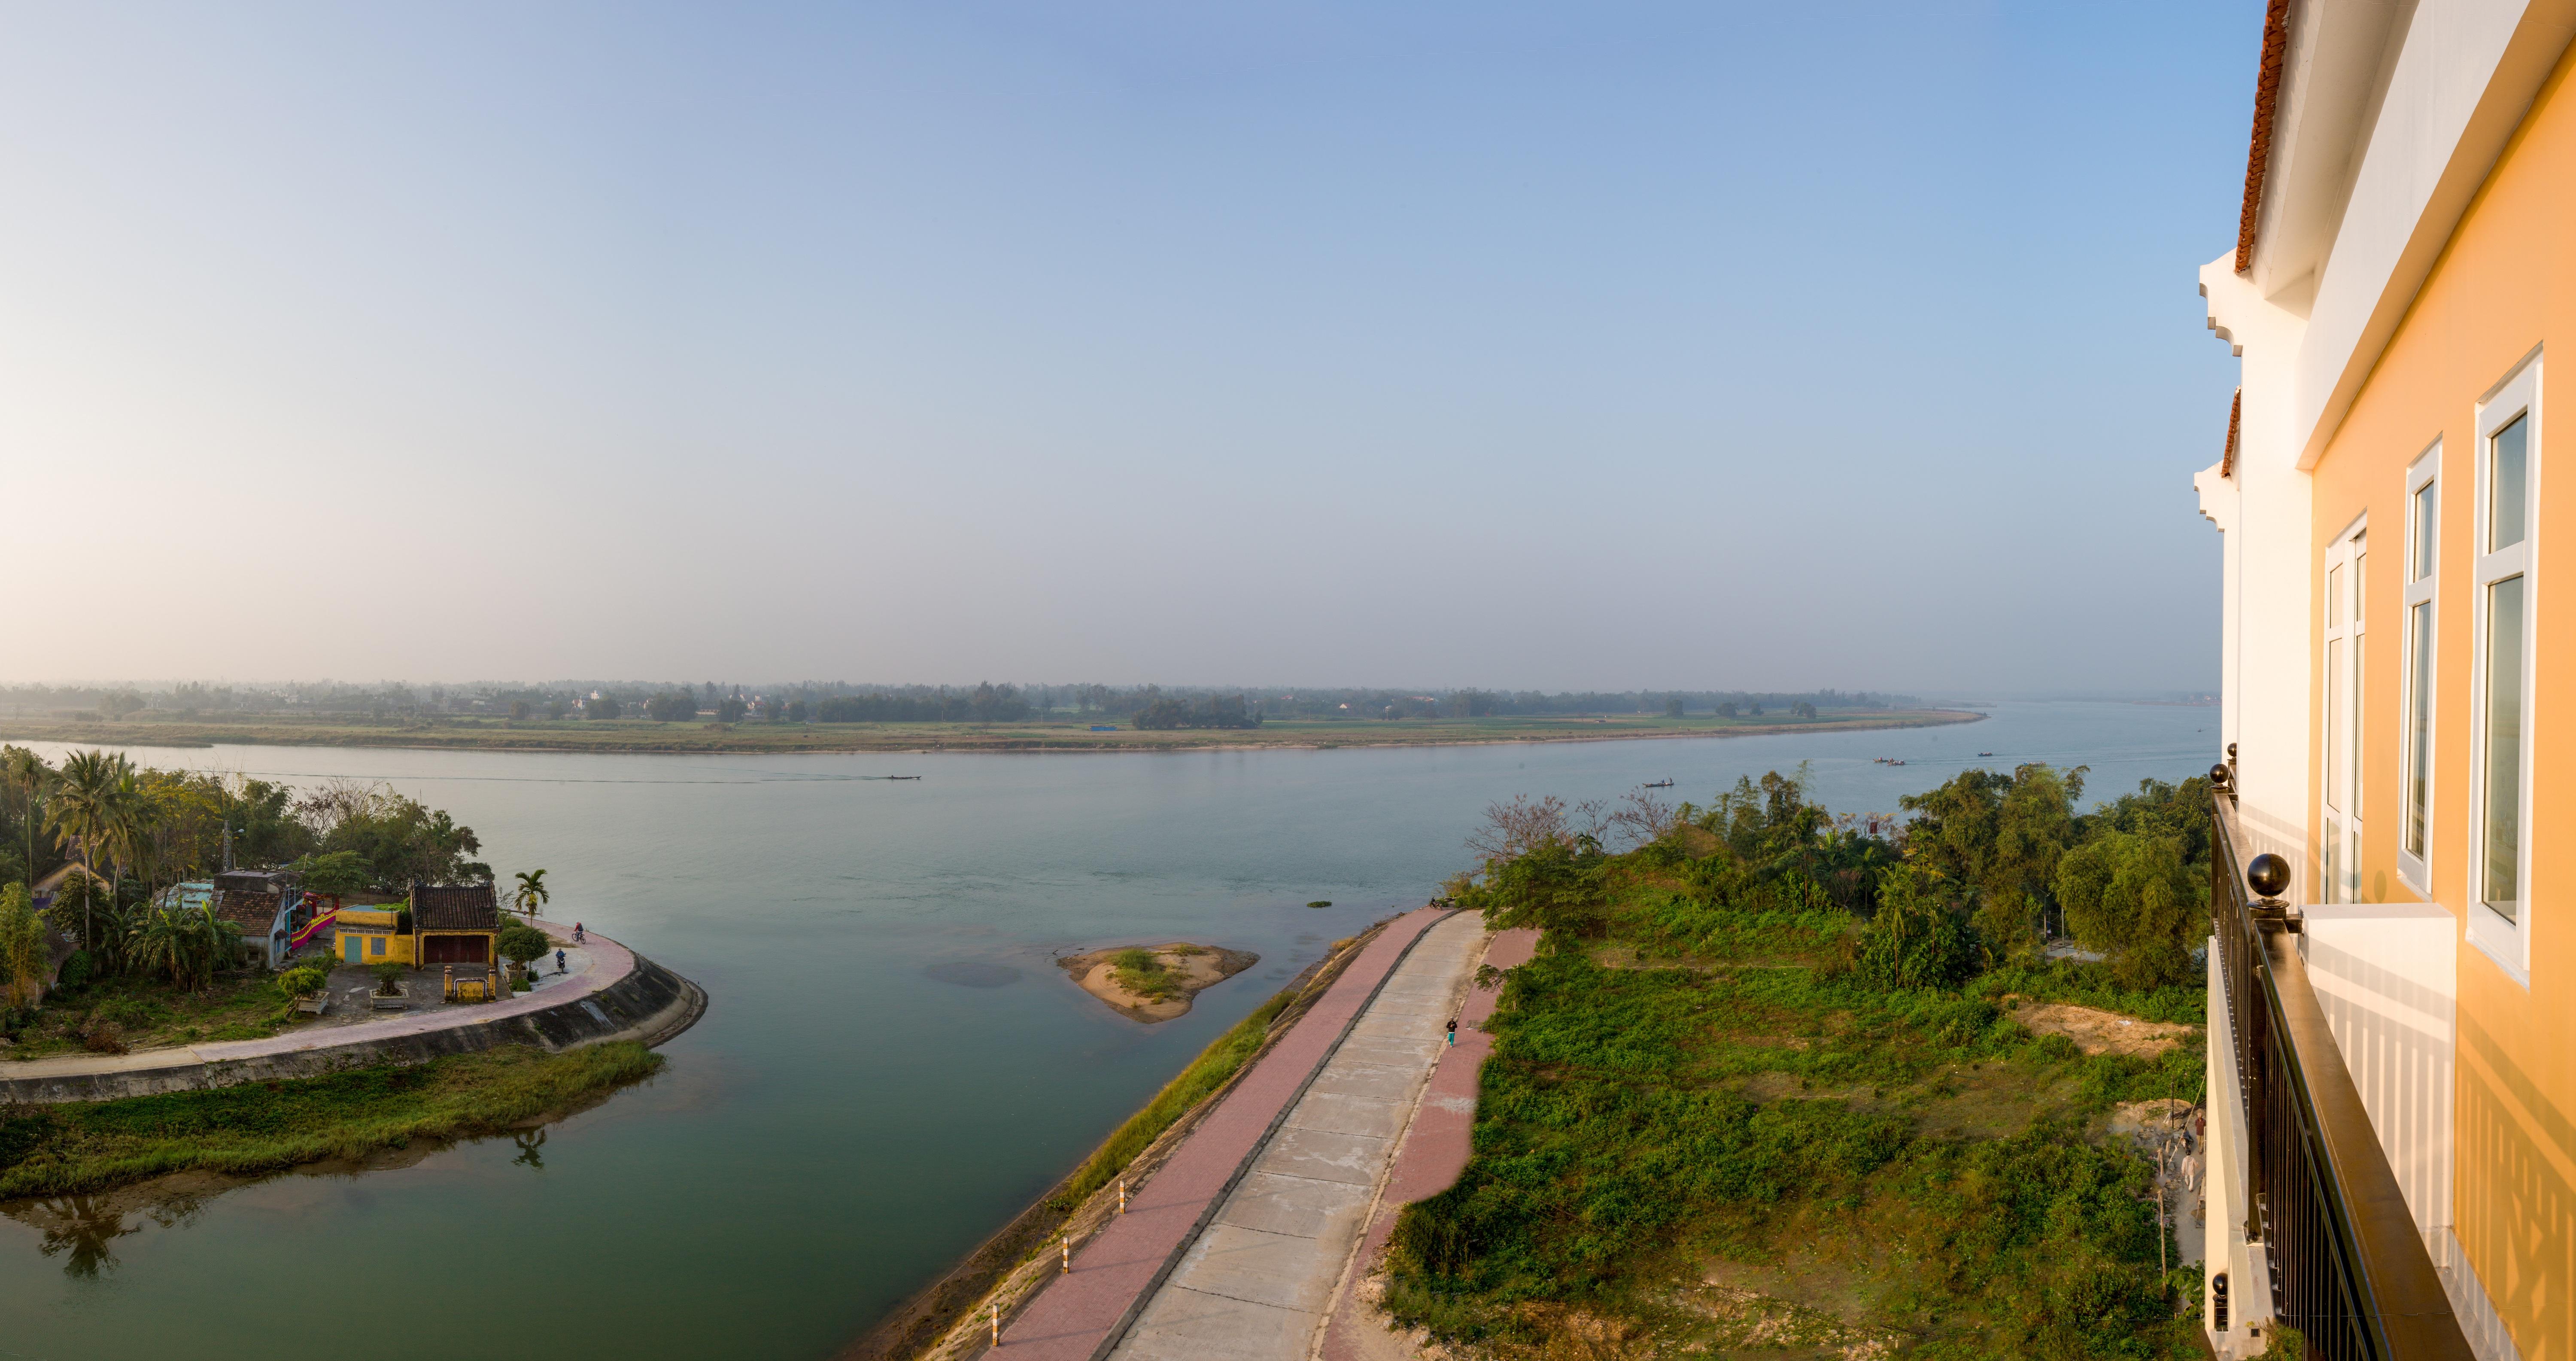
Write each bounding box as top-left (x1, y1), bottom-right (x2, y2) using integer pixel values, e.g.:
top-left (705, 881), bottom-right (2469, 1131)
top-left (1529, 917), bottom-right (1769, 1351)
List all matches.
top-left (0, 953), bottom-right (706, 1105)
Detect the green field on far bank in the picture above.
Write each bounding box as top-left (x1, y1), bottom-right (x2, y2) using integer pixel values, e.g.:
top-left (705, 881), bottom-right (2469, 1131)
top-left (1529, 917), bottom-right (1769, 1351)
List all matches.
top-left (0, 709), bottom-right (1979, 756)
top-left (0, 1043), bottom-right (663, 1200)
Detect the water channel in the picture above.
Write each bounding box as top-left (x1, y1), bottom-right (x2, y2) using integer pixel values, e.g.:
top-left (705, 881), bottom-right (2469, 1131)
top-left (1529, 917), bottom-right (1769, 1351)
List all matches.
top-left (0, 700), bottom-right (2216, 1360)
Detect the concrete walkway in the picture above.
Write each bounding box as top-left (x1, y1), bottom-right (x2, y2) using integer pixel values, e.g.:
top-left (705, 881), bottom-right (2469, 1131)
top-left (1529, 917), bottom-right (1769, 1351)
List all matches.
top-left (993, 907), bottom-right (1461, 1359)
top-left (1320, 927), bottom-right (1539, 1361)
top-left (1103, 910), bottom-right (1492, 1361)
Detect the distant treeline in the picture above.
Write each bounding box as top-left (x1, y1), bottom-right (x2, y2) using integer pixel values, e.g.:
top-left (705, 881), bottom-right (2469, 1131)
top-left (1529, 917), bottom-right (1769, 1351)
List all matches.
top-left (0, 681), bottom-right (1917, 725)
top-left (813, 684), bottom-right (1031, 724)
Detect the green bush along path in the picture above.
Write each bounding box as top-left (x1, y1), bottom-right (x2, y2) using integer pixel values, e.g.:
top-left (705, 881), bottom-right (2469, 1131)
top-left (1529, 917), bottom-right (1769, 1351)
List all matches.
top-left (1382, 768), bottom-right (2210, 1360)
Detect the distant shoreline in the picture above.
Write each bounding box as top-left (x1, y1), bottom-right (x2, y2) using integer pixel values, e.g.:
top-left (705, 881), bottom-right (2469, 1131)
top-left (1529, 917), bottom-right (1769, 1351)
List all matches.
top-left (0, 709), bottom-right (1984, 757)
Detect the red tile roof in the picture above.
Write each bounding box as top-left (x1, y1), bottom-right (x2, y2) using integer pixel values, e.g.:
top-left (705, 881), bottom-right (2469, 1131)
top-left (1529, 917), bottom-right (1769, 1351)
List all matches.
top-left (2236, 0), bottom-right (2294, 274)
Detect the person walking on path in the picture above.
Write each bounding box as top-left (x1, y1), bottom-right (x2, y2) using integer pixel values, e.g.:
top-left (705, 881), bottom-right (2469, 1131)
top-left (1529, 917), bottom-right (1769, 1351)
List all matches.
top-left (1446, 1018), bottom-right (1458, 1047)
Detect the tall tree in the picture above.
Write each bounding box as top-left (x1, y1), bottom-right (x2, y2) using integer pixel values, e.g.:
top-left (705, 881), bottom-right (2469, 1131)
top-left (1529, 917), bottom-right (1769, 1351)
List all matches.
top-left (3, 746), bottom-right (47, 890)
top-left (513, 868), bottom-right (550, 922)
top-left (45, 750), bottom-right (133, 947)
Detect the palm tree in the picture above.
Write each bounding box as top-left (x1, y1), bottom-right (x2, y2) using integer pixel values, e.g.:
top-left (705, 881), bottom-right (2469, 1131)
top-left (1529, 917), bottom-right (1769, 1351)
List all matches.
top-left (131, 901), bottom-right (231, 990)
top-left (3, 746), bottom-right (46, 888)
top-left (512, 868), bottom-right (550, 923)
top-left (45, 751), bottom-right (125, 949)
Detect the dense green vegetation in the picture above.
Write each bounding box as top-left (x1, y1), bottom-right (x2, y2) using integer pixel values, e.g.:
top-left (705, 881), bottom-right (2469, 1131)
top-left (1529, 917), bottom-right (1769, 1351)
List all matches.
top-left (1130, 694), bottom-right (1262, 729)
top-left (2, 747), bottom-right (504, 1053)
top-left (814, 682), bottom-right (1032, 723)
top-left (1386, 769), bottom-right (2210, 1359)
top-left (0, 1042), bottom-right (663, 1198)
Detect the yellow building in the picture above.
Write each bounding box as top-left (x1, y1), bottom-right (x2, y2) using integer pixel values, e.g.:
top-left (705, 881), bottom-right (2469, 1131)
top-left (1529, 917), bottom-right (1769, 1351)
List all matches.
top-left (2196, 4), bottom-right (2576, 1358)
top-left (327, 885), bottom-right (504, 970)
top-left (331, 909), bottom-right (414, 966)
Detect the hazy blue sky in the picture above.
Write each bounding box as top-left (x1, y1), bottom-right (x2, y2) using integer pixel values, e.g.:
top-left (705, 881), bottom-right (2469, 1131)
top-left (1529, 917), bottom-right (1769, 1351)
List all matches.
top-left (1, 2), bottom-right (2251, 693)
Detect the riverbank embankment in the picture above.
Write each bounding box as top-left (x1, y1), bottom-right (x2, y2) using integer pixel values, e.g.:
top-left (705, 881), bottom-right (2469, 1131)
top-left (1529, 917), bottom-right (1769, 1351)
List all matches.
top-left (0, 709), bottom-right (1981, 757)
top-left (0, 921), bottom-right (704, 1105)
top-left (845, 915), bottom-right (1421, 1361)
top-left (909, 904), bottom-right (1460, 1360)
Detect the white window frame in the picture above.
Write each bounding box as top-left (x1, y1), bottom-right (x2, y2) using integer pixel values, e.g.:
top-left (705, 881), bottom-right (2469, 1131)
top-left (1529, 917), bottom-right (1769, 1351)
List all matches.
top-left (2323, 515), bottom-right (2366, 904)
top-left (2397, 442), bottom-right (2439, 896)
top-left (2467, 351), bottom-right (2541, 983)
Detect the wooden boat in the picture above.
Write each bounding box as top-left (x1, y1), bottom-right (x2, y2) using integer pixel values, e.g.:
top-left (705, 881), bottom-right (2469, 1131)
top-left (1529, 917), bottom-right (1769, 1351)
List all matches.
top-left (1643, 779), bottom-right (1675, 788)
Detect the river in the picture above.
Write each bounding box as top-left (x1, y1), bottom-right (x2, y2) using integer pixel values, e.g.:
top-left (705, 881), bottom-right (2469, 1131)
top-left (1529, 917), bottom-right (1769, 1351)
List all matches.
top-left (0, 700), bottom-right (2215, 1360)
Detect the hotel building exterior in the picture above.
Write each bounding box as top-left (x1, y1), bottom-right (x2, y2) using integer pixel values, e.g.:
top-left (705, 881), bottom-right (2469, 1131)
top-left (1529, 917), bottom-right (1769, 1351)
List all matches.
top-left (2198, 1), bottom-right (2576, 1357)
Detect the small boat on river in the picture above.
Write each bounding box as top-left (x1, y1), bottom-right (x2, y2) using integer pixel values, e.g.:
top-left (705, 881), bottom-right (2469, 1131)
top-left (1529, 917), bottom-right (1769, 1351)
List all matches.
top-left (1643, 779), bottom-right (1674, 788)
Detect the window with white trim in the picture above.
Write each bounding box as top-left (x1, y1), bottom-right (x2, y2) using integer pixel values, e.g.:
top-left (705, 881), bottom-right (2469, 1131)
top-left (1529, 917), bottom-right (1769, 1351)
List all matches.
top-left (2398, 445), bottom-right (2439, 894)
top-left (2470, 356), bottom-right (2540, 978)
top-left (2324, 518), bottom-right (2365, 903)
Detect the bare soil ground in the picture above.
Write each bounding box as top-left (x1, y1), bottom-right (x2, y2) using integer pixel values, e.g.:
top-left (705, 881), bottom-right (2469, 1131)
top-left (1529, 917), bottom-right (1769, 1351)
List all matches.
top-left (1057, 943), bottom-right (1258, 1022)
top-left (2010, 1001), bottom-right (2197, 1057)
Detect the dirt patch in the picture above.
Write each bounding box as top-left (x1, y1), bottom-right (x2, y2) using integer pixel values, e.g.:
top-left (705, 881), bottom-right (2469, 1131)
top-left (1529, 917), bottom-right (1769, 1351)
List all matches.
top-left (2011, 1002), bottom-right (2196, 1057)
top-left (2108, 1097), bottom-right (2195, 1151)
top-left (1056, 943), bottom-right (1258, 1023)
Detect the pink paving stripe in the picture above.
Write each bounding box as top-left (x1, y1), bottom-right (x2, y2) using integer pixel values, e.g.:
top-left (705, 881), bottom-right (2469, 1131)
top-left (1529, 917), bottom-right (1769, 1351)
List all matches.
top-left (994, 907), bottom-right (1454, 1359)
top-left (1319, 926), bottom-right (1539, 1361)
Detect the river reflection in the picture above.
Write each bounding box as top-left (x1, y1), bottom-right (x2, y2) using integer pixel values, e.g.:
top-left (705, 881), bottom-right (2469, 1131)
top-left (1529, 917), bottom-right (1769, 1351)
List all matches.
top-left (1, 701), bottom-right (2214, 1360)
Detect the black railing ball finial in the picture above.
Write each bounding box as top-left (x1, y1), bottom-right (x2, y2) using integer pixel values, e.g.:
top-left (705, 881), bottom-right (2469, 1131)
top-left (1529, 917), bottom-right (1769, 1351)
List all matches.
top-left (2247, 852), bottom-right (2290, 902)
top-left (2208, 763), bottom-right (2232, 789)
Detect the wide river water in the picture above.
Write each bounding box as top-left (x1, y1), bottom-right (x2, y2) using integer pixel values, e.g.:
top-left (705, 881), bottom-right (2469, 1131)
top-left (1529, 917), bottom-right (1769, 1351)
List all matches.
top-left (1, 700), bottom-right (2214, 1360)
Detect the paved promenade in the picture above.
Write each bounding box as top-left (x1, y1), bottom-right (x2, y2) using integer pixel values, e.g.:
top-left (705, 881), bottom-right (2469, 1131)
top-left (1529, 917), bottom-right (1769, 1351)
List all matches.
top-left (993, 907), bottom-right (1463, 1359)
top-left (1106, 910), bottom-right (1491, 1361)
top-left (1319, 927), bottom-right (1540, 1361)
top-left (3, 918), bottom-right (634, 1087)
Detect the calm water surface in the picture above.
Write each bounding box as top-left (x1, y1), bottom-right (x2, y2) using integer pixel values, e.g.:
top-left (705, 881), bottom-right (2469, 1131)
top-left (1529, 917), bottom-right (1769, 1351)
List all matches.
top-left (0, 701), bottom-right (2214, 1360)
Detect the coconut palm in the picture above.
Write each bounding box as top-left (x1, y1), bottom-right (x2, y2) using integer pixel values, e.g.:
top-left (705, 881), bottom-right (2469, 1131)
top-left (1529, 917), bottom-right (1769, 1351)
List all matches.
top-left (44, 750), bottom-right (126, 949)
top-left (3, 746), bottom-right (46, 888)
top-left (512, 868), bottom-right (550, 922)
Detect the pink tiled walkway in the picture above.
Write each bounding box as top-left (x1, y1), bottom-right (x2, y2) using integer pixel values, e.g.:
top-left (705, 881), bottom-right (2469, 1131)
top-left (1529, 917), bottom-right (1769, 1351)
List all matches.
top-left (1318, 926), bottom-right (1540, 1361)
top-left (994, 907), bottom-right (1452, 1358)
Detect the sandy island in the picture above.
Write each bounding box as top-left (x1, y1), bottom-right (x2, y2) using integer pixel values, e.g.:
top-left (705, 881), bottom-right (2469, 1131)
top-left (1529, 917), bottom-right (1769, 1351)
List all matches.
top-left (1058, 942), bottom-right (1258, 1023)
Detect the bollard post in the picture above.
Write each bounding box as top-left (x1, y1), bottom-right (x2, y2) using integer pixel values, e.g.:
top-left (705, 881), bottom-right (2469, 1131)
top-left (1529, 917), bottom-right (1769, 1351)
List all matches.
top-left (1118, 1179), bottom-right (1127, 1215)
top-left (1061, 1234), bottom-right (1071, 1274)
top-left (990, 1303), bottom-right (999, 1346)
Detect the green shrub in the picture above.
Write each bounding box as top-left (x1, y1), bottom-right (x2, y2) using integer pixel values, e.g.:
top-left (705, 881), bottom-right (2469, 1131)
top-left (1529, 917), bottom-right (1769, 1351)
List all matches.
top-left (275, 965), bottom-right (328, 1000)
top-left (1856, 865), bottom-right (1976, 992)
top-left (495, 923), bottom-right (549, 968)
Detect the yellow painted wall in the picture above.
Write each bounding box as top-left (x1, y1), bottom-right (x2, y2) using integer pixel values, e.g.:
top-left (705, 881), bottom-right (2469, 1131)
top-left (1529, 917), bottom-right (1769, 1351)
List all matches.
top-left (2308, 38), bottom-right (2576, 1356)
top-left (333, 929), bottom-right (414, 965)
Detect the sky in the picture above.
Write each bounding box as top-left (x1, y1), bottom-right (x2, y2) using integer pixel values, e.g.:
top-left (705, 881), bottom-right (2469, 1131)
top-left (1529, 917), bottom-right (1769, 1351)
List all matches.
top-left (0, 2), bottom-right (2254, 694)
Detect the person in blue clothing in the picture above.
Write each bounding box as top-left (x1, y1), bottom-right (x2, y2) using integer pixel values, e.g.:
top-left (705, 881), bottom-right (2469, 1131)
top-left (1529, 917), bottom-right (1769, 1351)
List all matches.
top-left (555, 947), bottom-right (567, 974)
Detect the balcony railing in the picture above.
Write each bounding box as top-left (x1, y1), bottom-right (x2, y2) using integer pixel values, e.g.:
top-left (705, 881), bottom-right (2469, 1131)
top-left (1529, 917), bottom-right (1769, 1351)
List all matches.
top-left (2208, 778), bottom-right (2473, 1360)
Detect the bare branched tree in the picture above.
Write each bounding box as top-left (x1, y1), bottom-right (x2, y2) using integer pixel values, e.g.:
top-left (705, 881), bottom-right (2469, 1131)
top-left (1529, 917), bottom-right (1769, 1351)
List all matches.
top-left (295, 778), bottom-right (386, 840)
top-left (1607, 789), bottom-right (1677, 849)
top-left (1466, 794), bottom-right (1572, 863)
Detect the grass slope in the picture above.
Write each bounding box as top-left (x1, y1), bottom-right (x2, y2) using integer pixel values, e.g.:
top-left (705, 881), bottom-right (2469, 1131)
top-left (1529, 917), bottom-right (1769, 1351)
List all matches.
top-left (0, 1042), bottom-right (663, 1198)
top-left (1388, 889), bottom-right (2205, 1360)
top-left (0, 709), bottom-right (1979, 755)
